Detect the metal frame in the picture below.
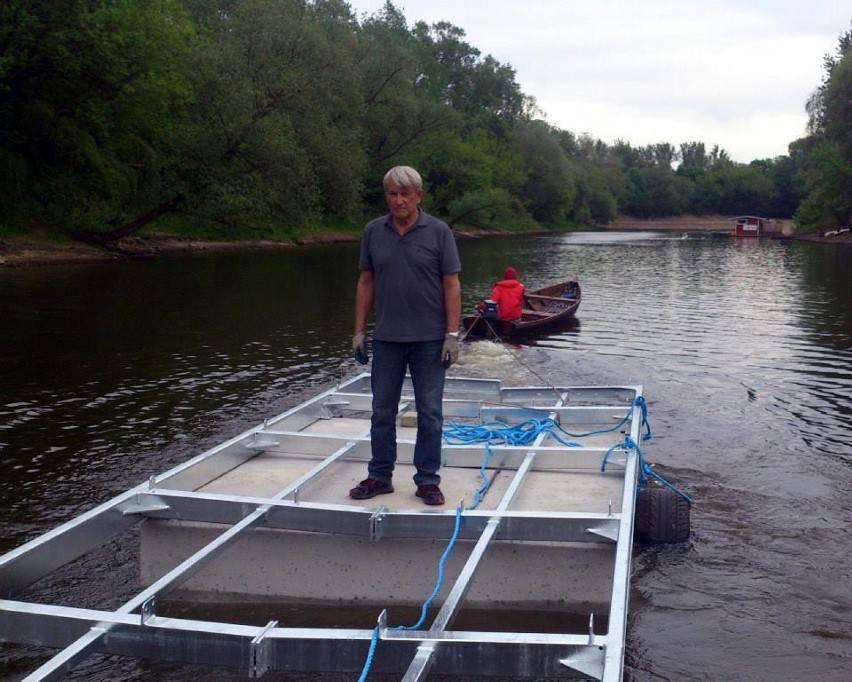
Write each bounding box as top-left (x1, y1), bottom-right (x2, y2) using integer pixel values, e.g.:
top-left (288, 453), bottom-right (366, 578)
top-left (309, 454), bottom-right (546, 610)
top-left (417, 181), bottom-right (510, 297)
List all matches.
top-left (0, 374), bottom-right (643, 681)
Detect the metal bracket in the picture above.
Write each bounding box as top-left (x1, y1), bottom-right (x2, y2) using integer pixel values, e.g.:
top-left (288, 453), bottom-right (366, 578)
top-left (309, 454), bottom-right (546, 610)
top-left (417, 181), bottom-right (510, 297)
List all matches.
top-left (586, 520), bottom-right (619, 542)
top-left (245, 432), bottom-right (280, 450)
top-left (370, 506), bottom-right (388, 542)
top-left (319, 399), bottom-right (349, 419)
top-left (376, 608), bottom-right (388, 636)
top-left (141, 597), bottom-right (156, 625)
top-left (121, 495), bottom-right (170, 516)
top-left (249, 620), bottom-right (278, 678)
top-left (558, 644), bottom-right (605, 680)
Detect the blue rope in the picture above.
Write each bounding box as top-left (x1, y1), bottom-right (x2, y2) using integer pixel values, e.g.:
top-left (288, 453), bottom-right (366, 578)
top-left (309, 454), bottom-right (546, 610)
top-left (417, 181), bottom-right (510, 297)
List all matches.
top-left (634, 396), bottom-right (652, 441)
top-left (443, 395), bottom-right (650, 446)
top-left (601, 435), bottom-right (691, 505)
top-left (358, 395), bottom-right (658, 679)
top-left (466, 443), bottom-right (493, 509)
top-left (394, 504), bottom-right (464, 630)
top-left (357, 628), bottom-right (380, 682)
top-left (357, 503), bottom-right (464, 681)
top-left (442, 418), bottom-right (583, 448)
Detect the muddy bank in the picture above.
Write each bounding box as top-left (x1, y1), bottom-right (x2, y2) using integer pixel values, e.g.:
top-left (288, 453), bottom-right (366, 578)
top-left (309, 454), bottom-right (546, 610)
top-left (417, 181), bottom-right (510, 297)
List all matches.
top-left (608, 214), bottom-right (733, 230)
top-left (0, 232), bottom-right (356, 268)
top-left (605, 215), bottom-right (852, 245)
top-left (0, 226), bottom-right (523, 267)
top-left (2, 218), bottom-right (848, 268)
top-left (607, 214), bottom-right (794, 232)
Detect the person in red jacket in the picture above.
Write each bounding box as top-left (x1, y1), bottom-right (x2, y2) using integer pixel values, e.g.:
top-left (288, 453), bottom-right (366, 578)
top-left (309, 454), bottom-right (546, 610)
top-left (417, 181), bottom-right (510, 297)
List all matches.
top-left (489, 266), bottom-right (525, 321)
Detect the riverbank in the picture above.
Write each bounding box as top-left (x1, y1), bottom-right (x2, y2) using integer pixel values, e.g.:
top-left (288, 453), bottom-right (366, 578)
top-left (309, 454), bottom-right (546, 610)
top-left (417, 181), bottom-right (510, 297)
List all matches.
top-left (2, 218), bottom-right (849, 267)
top-left (0, 232), bottom-right (356, 268)
top-left (607, 214), bottom-right (793, 231)
top-left (609, 214), bottom-right (733, 230)
top-left (607, 214), bottom-right (852, 244)
top-left (0, 226), bottom-right (520, 267)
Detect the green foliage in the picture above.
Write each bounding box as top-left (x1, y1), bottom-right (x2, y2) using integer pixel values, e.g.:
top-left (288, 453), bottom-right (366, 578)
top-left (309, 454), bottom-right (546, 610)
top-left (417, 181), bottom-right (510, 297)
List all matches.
top-left (796, 22), bottom-right (852, 230)
top-left (794, 140), bottom-right (852, 230)
top-left (513, 120), bottom-right (577, 225)
top-left (0, 0), bottom-right (827, 241)
top-left (0, 0), bottom-right (194, 229)
top-left (175, 0), bottom-right (368, 235)
top-left (564, 158), bottom-right (621, 225)
top-left (446, 189), bottom-right (533, 231)
top-left (622, 166), bottom-right (688, 218)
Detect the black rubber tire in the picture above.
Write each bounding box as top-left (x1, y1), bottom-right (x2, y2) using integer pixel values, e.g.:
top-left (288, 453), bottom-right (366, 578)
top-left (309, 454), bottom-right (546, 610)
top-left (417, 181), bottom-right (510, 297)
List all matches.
top-left (634, 486), bottom-right (691, 544)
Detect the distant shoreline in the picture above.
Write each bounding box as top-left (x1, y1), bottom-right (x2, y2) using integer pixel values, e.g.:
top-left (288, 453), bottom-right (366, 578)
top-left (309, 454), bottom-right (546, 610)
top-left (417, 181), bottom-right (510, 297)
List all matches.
top-left (605, 215), bottom-right (852, 245)
top-left (606, 214), bottom-right (790, 231)
top-left (2, 216), bottom-right (848, 268)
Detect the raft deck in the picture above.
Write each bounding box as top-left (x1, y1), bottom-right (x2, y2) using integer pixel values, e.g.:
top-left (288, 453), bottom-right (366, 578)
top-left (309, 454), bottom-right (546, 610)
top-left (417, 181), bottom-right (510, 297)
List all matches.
top-left (0, 374), bottom-right (646, 681)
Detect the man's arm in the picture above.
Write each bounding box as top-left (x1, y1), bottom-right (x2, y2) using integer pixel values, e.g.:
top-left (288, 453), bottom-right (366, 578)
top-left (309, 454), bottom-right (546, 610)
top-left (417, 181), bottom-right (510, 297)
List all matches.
top-left (354, 270), bottom-right (375, 335)
top-left (443, 273), bottom-right (461, 334)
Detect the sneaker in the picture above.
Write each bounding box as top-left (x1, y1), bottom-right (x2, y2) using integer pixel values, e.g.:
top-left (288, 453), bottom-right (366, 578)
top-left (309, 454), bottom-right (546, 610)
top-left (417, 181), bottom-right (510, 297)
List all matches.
top-left (415, 483), bottom-right (445, 506)
top-left (349, 477), bottom-right (393, 500)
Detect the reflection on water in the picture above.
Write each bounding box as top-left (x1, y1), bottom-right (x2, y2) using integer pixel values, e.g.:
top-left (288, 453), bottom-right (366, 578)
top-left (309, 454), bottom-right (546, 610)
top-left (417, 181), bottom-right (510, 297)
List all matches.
top-left (1, 232), bottom-right (851, 681)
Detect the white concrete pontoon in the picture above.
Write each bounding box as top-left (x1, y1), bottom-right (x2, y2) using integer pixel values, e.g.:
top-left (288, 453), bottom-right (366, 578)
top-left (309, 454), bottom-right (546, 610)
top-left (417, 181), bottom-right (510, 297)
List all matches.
top-left (0, 374), bottom-right (647, 681)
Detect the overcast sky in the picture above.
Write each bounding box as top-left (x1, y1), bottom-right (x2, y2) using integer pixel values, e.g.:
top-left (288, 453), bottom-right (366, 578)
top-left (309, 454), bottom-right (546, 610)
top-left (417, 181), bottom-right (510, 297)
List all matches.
top-left (349, 0), bottom-right (850, 163)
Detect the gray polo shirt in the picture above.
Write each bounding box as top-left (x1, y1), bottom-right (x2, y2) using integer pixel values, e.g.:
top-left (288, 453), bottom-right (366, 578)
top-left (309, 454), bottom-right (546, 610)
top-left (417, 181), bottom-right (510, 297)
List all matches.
top-left (359, 211), bottom-right (461, 342)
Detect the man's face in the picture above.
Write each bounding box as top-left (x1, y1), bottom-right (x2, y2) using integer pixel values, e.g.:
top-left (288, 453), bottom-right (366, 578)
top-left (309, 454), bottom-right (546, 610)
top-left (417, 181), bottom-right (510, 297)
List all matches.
top-left (385, 180), bottom-right (423, 226)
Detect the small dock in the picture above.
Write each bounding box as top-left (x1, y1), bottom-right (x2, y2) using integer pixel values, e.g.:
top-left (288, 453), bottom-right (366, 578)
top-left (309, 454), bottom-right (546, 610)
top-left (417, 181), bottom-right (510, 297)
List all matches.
top-left (0, 374), bottom-right (648, 680)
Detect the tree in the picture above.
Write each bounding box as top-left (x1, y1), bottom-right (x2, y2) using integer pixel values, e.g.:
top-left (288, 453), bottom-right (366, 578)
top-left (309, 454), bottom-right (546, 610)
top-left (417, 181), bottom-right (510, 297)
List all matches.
top-left (680, 142), bottom-right (708, 170)
top-left (0, 0), bottom-right (809, 241)
top-left (357, 2), bottom-right (456, 192)
top-left (797, 22), bottom-right (852, 230)
top-left (623, 166), bottom-right (687, 218)
top-left (561, 157), bottom-right (622, 225)
top-left (157, 0), bottom-right (366, 238)
top-left (513, 120), bottom-right (576, 225)
top-left (749, 155), bottom-right (806, 218)
top-left (0, 0), bottom-right (194, 230)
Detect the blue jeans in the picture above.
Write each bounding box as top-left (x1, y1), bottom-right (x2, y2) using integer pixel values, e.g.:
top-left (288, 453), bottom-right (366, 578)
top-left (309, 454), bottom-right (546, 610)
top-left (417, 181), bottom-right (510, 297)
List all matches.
top-left (369, 339), bottom-right (445, 486)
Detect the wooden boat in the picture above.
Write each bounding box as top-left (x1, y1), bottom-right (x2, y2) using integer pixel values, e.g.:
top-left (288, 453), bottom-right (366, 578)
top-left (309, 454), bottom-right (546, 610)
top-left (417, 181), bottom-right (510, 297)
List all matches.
top-left (463, 279), bottom-right (581, 339)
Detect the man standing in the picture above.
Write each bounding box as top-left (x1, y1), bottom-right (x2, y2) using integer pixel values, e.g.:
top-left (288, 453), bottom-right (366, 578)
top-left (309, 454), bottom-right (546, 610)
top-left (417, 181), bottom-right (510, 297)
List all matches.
top-left (350, 166), bottom-right (461, 506)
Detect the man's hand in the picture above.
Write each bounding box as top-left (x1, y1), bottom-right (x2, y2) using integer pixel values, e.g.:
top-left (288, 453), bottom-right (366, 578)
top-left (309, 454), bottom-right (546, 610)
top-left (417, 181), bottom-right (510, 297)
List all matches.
top-left (442, 333), bottom-right (459, 368)
top-left (352, 333), bottom-right (369, 365)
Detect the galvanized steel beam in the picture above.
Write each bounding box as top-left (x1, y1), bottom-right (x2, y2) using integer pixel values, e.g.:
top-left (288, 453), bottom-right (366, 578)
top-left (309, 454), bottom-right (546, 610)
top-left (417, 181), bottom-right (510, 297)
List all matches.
top-left (0, 377), bottom-right (644, 681)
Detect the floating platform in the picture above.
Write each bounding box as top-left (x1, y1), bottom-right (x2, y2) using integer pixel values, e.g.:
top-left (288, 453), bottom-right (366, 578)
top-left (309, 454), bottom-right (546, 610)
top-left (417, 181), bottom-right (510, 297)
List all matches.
top-left (0, 374), bottom-right (649, 681)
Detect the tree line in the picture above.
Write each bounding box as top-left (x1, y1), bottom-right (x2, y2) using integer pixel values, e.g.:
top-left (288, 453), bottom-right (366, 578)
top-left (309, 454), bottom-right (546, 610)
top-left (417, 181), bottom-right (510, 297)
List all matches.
top-left (797, 22), bottom-right (852, 231)
top-left (1, 2), bottom-right (849, 243)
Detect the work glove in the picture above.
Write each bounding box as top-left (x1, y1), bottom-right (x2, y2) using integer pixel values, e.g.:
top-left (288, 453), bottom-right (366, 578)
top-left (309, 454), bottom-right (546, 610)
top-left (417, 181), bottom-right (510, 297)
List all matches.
top-left (441, 333), bottom-right (460, 368)
top-left (352, 333), bottom-right (369, 365)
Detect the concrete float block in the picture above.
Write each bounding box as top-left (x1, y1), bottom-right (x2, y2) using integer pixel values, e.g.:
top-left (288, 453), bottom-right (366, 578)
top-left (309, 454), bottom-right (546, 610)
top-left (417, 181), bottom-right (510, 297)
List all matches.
top-left (139, 517), bottom-right (614, 614)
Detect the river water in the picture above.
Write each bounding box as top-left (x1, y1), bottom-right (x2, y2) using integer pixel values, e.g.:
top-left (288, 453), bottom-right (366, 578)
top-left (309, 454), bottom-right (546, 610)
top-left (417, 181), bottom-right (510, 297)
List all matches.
top-left (1, 230), bottom-right (850, 681)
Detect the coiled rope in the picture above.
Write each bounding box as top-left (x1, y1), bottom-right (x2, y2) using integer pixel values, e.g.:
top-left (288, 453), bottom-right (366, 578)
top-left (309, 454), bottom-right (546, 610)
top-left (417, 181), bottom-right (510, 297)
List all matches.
top-left (443, 417), bottom-right (584, 448)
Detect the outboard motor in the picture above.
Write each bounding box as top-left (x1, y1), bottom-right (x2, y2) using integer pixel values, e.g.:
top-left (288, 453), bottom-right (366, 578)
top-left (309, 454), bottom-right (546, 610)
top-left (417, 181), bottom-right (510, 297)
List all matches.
top-left (482, 299), bottom-right (498, 319)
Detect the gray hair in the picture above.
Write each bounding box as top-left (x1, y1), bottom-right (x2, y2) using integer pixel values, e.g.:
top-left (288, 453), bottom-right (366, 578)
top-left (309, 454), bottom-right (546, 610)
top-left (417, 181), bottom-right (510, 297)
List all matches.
top-left (383, 166), bottom-right (422, 190)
